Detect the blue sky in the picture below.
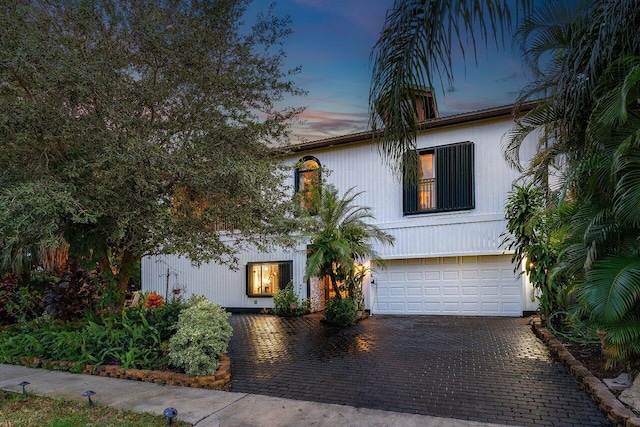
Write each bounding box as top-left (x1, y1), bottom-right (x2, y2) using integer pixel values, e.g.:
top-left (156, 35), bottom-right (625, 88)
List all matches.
top-left (247, 1), bottom-right (533, 143)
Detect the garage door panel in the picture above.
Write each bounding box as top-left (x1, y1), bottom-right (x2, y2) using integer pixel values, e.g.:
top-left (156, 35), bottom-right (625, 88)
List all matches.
top-left (424, 271), bottom-right (440, 280)
top-left (442, 287), bottom-right (459, 296)
top-left (443, 271), bottom-right (459, 281)
top-left (389, 286), bottom-right (405, 297)
top-left (482, 286), bottom-right (499, 296)
top-left (407, 302), bottom-right (423, 312)
top-left (407, 272), bottom-right (422, 281)
top-left (481, 269), bottom-right (500, 280)
top-left (462, 302), bottom-right (480, 313)
top-left (461, 286), bottom-right (478, 295)
top-left (406, 287), bottom-right (422, 296)
top-left (373, 255), bottom-right (522, 316)
top-left (424, 286), bottom-right (440, 296)
top-left (461, 270), bottom-right (478, 280)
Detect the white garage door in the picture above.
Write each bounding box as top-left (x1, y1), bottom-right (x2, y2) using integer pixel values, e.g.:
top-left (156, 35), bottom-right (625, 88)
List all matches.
top-left (372, 255), bottom-right (522, 316)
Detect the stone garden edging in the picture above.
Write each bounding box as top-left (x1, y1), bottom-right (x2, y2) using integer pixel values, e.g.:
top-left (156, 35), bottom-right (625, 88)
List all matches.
top-left (15, 354), bottom-right (231, 390)
top-left (530, 316), bottom-right (639, 426)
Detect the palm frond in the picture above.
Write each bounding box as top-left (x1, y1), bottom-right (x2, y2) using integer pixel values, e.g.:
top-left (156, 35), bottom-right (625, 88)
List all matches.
top-left (577, 257), bottom-right (640, 323)
top-left (369, 0), bottom-right (531, 175)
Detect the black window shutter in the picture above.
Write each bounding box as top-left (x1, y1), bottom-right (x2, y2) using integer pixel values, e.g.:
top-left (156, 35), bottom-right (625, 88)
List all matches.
top-left (436, 142), bottom-right (474, 210)
top-left (278, 261), bottom-right (293, 289)
top-left (294, 169), bottom-right (300, 193)
top-left (402, 154), bottom-right (419, 214)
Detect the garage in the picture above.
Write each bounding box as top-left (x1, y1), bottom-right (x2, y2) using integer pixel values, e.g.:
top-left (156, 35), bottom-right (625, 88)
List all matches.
top-left (371, 255), bottom-right (523, 316)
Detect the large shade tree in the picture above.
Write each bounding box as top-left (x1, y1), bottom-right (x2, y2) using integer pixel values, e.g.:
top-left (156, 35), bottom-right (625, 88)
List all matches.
top-left (0, 0), bottom-right (303, 298)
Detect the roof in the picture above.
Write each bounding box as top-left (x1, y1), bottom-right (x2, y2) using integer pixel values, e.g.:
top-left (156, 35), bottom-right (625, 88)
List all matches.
top-left (289, 100), bottom-right (538, 153)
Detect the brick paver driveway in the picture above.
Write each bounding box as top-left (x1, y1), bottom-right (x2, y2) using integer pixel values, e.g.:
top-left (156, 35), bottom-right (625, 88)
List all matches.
top-left (227, 313), bottom-right (609, 427)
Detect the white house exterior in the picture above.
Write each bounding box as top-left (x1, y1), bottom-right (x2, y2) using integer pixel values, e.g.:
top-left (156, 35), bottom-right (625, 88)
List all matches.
top-left (142, 103), bottom-right (538, 317)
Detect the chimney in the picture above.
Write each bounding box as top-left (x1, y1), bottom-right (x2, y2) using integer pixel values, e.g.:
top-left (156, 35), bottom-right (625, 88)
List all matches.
top-left (375, 86), bottom-right (439, 128)
top-left (412, 87), bottom-right (438, 121)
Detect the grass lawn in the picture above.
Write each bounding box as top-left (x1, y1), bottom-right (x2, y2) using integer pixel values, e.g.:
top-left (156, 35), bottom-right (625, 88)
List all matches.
top-left (0, 391), bottom-right (192, 426)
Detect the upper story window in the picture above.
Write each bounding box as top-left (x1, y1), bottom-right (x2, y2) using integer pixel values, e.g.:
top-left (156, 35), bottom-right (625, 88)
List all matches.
top-left (294, 156), bottom-right (321, 212)
top-left (403, 141), bottom-right (474, 215)
top-left (246, 261), bottom-right (293, 297)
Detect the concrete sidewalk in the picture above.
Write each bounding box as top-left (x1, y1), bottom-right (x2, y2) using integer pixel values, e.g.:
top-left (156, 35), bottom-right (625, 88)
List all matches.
top-left (0, 364), bottom-right (510, 427)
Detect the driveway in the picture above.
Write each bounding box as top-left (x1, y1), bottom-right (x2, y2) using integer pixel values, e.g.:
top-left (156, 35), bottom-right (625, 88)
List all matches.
top-left (226, 313), bottom-right (609, 427)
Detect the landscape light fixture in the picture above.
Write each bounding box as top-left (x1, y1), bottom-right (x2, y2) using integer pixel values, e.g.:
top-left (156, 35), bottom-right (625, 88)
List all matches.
top-left (163, 407), bottom-right (178, 425)
top-left (17, 381), bottom-right (29, 397)
top-left (82, 390), bottom-right (96, 407)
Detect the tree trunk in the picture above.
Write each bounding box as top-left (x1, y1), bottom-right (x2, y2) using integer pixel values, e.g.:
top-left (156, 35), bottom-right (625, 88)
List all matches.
top-left (116, 249), bottom-right (136, 298)
top-left (328, 272), bottom-right (341, 299)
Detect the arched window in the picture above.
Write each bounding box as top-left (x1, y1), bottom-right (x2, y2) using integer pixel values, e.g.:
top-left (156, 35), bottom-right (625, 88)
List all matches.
top-left (294, 156), bottom-right (321, 212)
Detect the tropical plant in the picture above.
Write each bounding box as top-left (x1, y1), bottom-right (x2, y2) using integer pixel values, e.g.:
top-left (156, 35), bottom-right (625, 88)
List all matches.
top-left (502, 183), bottom-right (567, 318)
top-left (502, 2), bottom-right (640, 367)
top-left (302, 184), bottom-right (395, 300)
top-left (272, 282), bottom-right (310, 317)
top-left (0, 273), bottom-right (22, 325)
top-left (325, 297), bottom-right (358, 327)
top-left (44, 260), bottom-right (99, 321)
top-left (168, 296), bottom-right (233, 376)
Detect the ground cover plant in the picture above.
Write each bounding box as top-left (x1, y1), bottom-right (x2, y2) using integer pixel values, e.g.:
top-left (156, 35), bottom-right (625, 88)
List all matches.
top-left (0, 390), bottom-right (192, 427)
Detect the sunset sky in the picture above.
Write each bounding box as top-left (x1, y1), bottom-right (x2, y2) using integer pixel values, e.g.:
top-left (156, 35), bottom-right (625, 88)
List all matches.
top-left (246, 0), bottom-right (533, 143)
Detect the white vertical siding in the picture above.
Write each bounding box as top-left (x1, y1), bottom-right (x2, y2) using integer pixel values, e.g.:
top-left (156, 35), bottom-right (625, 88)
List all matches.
top-left (143, 114), bottom-right (540, 311)
top-left (143, 245), bottom-right (308, 309)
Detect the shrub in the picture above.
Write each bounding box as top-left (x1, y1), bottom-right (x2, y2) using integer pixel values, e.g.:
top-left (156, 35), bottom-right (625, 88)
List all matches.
top-left (144, 298), bottom-right (187, 343)
top-left (44, 260), bottom-right (98, 321)
top-left (0, 272), bottom-right (54, 326)
top-left (272, 282), bottom-right (311, 317)
top-left (168, 296), bottom-right (232, 376)
top-left (0, 273), bottom-right (22, 325)
top-left (325, 297), bottom-right (358, 327)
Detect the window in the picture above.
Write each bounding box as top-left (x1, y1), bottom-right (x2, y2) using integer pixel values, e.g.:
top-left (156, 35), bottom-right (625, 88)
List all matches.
top-left (403, 141), bottom-right (474, 214)
top-left (246, 261), bottom-right (293, 297)
top-left (294, 156), bottom-right (320, 212)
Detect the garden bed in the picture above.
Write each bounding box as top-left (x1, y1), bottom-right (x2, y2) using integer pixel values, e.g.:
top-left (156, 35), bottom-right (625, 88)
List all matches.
top-left (13, 354), bottom-right (231, 390)
top-left (531, 316), bottom-right (640, 426)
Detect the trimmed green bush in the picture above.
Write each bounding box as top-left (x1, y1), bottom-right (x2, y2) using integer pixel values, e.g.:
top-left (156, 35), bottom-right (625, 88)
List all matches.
top-left (168, 296), bottom-right (232, 376)
top-left (325, 297), bottom-right (358, 327)
top-left (272, 282), bottom-right (310, 317)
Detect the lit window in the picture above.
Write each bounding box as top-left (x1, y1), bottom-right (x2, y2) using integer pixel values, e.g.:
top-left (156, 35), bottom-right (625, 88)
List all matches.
top-left (246, 261), bottom-right (293, 297)
top-left (294, 156), bottom-right (321, 212)
top-left (419, 152), bottom-right (435, 210)
top-left (404, 141), bottom-right (474, 214)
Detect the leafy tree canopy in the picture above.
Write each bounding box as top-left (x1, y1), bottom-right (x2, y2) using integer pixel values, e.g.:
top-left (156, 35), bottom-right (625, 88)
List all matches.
top-left (0, 0), bottom-right (303, 293)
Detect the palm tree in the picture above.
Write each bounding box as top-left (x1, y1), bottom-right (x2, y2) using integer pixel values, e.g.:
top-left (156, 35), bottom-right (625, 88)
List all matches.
top-left (369, 0), bottom-right (531, 174)
top-left (302, 184), bottom-right (394, 300)
top-left (502, 1), bottom-right (640, 366)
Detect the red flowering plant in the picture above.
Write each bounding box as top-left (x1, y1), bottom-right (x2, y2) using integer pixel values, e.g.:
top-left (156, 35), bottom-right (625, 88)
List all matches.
top-left (145, 292), bottom-right (164, 308)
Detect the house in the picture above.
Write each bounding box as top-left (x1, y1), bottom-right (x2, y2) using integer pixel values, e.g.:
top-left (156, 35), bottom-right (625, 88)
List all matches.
top-left (142, 101), bottom-right (539, 317)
